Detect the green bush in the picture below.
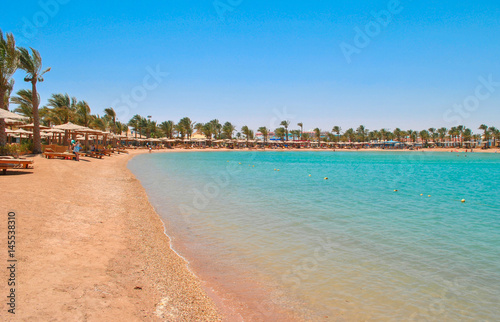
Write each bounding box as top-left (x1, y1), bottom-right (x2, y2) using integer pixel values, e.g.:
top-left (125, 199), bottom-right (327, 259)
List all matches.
top-left (0, 143), bottom-right (33, 156)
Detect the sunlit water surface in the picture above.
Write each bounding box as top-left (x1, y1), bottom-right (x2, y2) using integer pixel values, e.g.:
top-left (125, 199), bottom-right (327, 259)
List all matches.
top-left (129, 151), bottom-right (500, 321)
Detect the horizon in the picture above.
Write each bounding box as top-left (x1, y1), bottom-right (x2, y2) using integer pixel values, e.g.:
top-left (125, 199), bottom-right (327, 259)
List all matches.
top-left (2, 0), bottom-right (500, 132)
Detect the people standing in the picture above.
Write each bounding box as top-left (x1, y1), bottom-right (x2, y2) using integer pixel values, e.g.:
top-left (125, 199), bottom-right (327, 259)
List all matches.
top-left (73, 140), bottom-right (82, 161)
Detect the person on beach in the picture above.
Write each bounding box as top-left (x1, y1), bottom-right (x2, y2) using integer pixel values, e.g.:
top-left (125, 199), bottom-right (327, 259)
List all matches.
top-left (73, 140), bottom-right (82, 161)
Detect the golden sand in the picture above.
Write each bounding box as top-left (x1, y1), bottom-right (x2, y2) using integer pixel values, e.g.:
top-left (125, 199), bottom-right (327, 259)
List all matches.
top-left (0, 150), bottom-right (221, 321)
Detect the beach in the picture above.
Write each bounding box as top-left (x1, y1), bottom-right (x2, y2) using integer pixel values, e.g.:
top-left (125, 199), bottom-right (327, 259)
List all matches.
top-left (0, 150), bottom-right (221, 321)
top-left (1, 147), bottom-right (499, 321)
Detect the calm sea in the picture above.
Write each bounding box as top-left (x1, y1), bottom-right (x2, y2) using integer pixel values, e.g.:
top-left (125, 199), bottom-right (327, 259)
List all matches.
top-left (128, 151), bottom-right (500, 321)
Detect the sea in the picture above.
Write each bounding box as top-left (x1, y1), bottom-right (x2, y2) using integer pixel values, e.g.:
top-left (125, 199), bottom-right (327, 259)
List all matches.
top-left (128, 151), bottom-right (500, 321)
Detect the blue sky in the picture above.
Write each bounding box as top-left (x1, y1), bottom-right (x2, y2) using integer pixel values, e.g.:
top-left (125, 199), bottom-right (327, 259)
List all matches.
top-left (2, 0), bottom-right (500, 132)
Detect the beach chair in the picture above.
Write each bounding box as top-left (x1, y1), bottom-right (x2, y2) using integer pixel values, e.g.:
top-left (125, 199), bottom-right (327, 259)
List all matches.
top-left (42, 145), bottom-right (76, 160)
top-left (0, 156), bottom-right (34, 174)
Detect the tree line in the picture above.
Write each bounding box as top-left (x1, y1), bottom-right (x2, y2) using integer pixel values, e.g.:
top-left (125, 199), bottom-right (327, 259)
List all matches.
top-left (2, 30), bottom-right (498, 154)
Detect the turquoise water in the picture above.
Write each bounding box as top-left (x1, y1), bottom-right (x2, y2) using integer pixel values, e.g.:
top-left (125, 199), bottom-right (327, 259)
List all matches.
top-left (129, 151), bottom-right (500, 320)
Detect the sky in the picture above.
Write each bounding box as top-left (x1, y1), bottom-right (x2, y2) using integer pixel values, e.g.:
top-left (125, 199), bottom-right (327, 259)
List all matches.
top-left (2, 0), bottom-right (500, 132)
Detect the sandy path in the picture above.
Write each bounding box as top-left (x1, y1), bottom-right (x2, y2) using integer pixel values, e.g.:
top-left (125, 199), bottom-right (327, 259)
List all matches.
top-left (0, 150), bottom-right (221, 321)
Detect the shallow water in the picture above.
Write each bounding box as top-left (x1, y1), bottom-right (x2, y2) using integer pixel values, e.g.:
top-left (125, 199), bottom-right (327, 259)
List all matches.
top-left (129, 151), bottom-right (500, 320)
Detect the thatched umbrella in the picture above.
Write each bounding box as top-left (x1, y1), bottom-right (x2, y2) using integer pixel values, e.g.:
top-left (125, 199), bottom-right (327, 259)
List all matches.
top-left (76, 128), bottom-right (102, 151)
top-left (0, 109), bottom-right (28, 120)
top-left (42, 128), bottom-right (64, 145)
top-left (53, 122), bottom-right (87, 146)
top-left (0, 110), bottom-right (28, 146)
top-left (20, 123), bottom-right (50, 130)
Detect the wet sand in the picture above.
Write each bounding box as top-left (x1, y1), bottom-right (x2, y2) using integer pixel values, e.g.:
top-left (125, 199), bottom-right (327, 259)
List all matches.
top-left (0, 150), bottom-right (221, 321)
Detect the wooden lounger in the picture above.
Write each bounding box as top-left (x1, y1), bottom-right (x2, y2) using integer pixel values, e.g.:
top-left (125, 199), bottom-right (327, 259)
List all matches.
top-left (0, 158), bottom-right (34, 174)
top-left (84, 151), bottom-right (103, 159)
top-left (42, 151), bottom-right (76, 160)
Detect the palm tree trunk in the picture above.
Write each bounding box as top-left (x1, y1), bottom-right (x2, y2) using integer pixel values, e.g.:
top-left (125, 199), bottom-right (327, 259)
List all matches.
top-left (31, 80), bottom-right (42, 154)
top-left (0, 90), bottom-right (6, 146)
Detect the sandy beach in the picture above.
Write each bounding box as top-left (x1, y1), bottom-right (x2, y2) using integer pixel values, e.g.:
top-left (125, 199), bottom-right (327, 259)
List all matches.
top-left (0, 150), bottom-right (221, 321)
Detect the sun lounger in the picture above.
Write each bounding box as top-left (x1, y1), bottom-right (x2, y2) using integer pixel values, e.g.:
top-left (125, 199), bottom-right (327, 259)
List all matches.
top-left (84, 151), bottom-right (103, 159)
top-left (0, 157), bottom-right (34, 174)
top-left (42, 145), bottom-right (77, 160)
top-left (115, 148), bottom-right (128, 154)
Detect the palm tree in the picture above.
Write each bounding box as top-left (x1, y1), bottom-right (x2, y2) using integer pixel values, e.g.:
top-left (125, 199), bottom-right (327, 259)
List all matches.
top-left (457, 125), bottom-right (465, 147)
top-left (241, 125), bottom-right (252, 143)
top-left (343, 128), bottom-right (355, 142)
top-left (209, 119), bottom-right (222, 139)
top-left (3, 82), bottom-right (13, 110)
top-left (46, 93), bottom-right (76, 124)
top-left (104, 107), bottom-right (117, 132)
top-left (174, 123), bottom-right (184, 138)
top-left (280, 120), bottom-right (290, 141)
top-left (222, 121), bottom-right (236, 139)
top-left (407, 130), bottom-right (415, 143)
top-left (91, 115), bottom-right (111, 131)
top-left (428, 128), bottom-right (437, 143)
top-left (115, 121), bottom-right (126, 135)
top-left (380, 129), bottom-right (389, 142)
top-left (159, 120), bottom-right (175, 138)
top-left (75, 100), bottom-right (91, 127)
top-left (448, 127), bottom-right (460, 146)
top-left (275, 127), bottom-right (285, 141)
top-left (258, 126), bottom-right (269, 144)
top-left (290, 129), bottom-right (300, 141)
top-left (297, 122), bottom-right (303, 139)
top-left (356, 125), bottom-right (367, 142)
top-left (393, 128), bottom-right (402, 142)
top-left (332, 126), bottom-right (341, 142)
top-left (314, 128), bottom-right (321, 144)
top-left (11, 89), bottom-right (37, 122)
top-left (419, 130), bottom-right (430, 146)
top-left (437, 127), bottom-right (447, 145)
top-left (463, 128), bottom-right (473, 144)
top-left (177, 117), bottom-right (195, 139)
top-left (479, 124), bottom-right (490, 147)
top-left (202, 123), bottom-right (214, 140)
top-left (128, 114), bottom-right (143, 138)
top-left (0, 30), bottom-right (19, 146)
top-left (18, 47), bottom-right (51, 153)
top-left (489, 127), bottom-right (498, 148)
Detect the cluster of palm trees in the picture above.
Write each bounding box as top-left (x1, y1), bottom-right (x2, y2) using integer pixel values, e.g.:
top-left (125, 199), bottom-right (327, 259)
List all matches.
top-left (264, 123), bottom-right (498, 147)
top-left (1, 29), bottom-right (50, 153)
top-left (121, 114), bottom-right (499, 148)
top-left (127, 116), bottom-right (241, 141)
top-left (11, 91), bottom-right (129, 134)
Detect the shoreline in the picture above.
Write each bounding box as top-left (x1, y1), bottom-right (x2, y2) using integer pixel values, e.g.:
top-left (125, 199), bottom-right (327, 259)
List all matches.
top-left (2, 148), bottom-right (499, 320)
top-left (0, 150), bottom-right (221, 321)
top-left (144, 147), bottom-right (500, 153)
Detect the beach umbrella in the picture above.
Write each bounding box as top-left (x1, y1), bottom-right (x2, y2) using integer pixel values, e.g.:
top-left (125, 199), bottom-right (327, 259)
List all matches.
top-left (0, 109), bottom-right (28, 120)
top-left (9, 129), bottom-right (34, 142)
top-left (42, 128), bottom-right (64, 145)
top-left (76, 128), bottom-right (102, 150)
top-left (4, 118), bottom-right (26, 126)
top-left (0, 111), bottom-right (28, 145)
top-left (53, 122), bottom-right (87, 131)
top-left (53, 122), bottom-right (89, 146)
top-left (20, 123), bottom-right (50, 130)
top-left (12, 129), bottom-right (33, 135)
